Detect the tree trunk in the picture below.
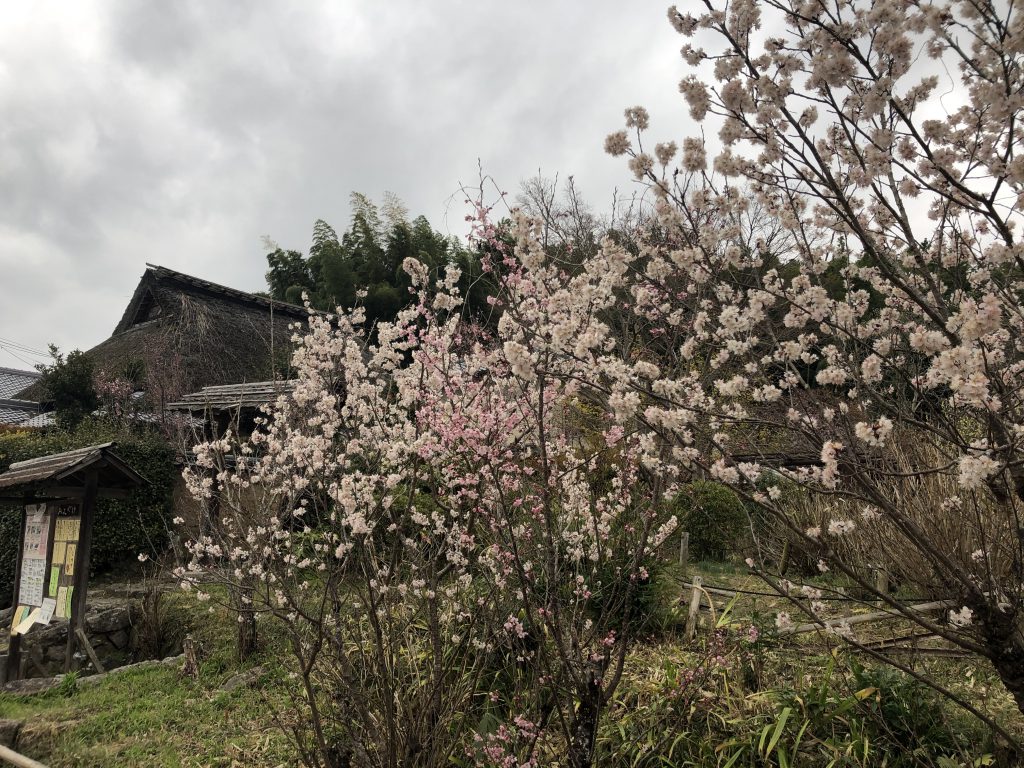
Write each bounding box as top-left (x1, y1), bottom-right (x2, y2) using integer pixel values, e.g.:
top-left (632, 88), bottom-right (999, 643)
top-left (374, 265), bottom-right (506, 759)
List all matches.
top-left (235, 578), bottom-right (258, 663)
top-left (982, 608), bottom-right (1024, 716)
top-left (181, 635), bottom-right (200, 680)
top-left (238, 611), bottom-right (257, 662)
top-left (567, 672), bottom-right (603, 768)
top-left (992, 640), bottom-right (1024, 715)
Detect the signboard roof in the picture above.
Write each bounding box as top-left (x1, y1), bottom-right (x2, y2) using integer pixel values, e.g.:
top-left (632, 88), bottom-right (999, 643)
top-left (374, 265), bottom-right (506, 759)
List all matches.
top-left (0, 442), bottom-right (146, 498)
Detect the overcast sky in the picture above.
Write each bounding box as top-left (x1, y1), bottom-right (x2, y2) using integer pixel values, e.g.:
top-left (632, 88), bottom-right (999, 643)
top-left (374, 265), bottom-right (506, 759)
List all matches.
top-left (0, 1), bottom-right (689, 368)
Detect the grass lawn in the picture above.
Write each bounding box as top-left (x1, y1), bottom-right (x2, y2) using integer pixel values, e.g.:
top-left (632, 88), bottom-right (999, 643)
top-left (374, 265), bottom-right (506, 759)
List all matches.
top-left (1, 564), bottom-right (1021, 766)
top-left (0, 593), bottom-right (294, 767)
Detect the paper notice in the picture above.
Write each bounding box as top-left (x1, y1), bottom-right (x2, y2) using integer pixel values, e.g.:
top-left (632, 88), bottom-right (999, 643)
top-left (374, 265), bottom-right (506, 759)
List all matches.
top-left (39, 598), bottom-right (56, 625)
top-left (22, 512), bottom-right (50, 561)
top-left (26, 503), bottom-right (45, 522)
top-left (12, 606), bottom-right (40, 636)
top-left (10, 605), bottom-right (27, 631)
top-left (64, 543), bottom-right (77, 576)
top-left (18, 557), bottom-right (46, 606)
top-left (51, 542), bottom-right (65, 566)
top-left (55, 586), bottom-right (68, 619)
top-left (48, 566), bottom-right (60, 598)
top-left (64, 586), bottom-right (74, 618)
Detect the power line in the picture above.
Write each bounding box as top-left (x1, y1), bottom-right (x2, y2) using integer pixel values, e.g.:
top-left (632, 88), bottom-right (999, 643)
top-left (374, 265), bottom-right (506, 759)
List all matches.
top-left (0, 344), bottom-right (41, 369)
top-left (0, 336), bottom-right (48, 357)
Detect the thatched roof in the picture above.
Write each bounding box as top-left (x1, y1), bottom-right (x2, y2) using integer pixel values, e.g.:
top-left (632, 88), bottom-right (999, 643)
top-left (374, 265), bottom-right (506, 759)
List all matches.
top-left (19, 265), bottom-right (312, 404)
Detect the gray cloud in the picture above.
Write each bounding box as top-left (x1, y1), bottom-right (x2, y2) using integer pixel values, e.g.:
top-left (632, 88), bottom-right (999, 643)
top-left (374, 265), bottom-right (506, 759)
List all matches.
top-left (0, 0), bottom-right (688, 367)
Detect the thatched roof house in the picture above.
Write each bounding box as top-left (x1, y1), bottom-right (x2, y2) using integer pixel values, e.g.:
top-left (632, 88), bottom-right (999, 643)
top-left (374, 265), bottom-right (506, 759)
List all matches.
top-left (18, 264), bottom-right (312, 409)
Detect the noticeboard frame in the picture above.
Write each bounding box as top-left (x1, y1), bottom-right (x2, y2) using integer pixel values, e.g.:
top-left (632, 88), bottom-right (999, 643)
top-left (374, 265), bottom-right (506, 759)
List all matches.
top-left (4, 474), bottom-right (98, 682)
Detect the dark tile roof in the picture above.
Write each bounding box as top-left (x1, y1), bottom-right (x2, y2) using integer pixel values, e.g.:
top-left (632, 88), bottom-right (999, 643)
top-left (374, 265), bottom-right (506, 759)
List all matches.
top-left (0, 398), bottom-right (40, 426)
top-left (0, 367), bottom-right (40, 400)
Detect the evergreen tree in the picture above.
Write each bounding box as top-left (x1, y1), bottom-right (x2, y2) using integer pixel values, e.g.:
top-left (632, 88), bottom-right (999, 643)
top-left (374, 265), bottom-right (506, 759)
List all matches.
top-left (265, 248), bottom-right (313, 304)
top-left (38, 346), bottom-right (99, 430)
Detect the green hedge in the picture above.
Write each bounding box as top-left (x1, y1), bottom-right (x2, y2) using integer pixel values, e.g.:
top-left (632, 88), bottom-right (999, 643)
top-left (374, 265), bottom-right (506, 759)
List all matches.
top-left (670, 480), bottom-right (748, 562)
top-left (0, 423), bottom-right (177, 608)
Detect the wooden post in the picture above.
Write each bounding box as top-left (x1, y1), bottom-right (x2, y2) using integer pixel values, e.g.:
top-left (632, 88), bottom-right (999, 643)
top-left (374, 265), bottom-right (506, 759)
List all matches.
top-left (3, 509), bottom-right (28, 684)
top-left (75, 628), bottom-right (105, 674)
top-left (778, 540), bottom-right (791, 576)
top-left (874, 567), bottom-right (890, 599)
top-left (201, 413), bottom-right (227, 540)
top-left (181, 635), bottom-right (200, 680)
top-left (678, 532), bottom-right (689, 570)
top-left (685, 575), bottom-right (703, 641)
top-left (65, 470), bottom-right (98, 673)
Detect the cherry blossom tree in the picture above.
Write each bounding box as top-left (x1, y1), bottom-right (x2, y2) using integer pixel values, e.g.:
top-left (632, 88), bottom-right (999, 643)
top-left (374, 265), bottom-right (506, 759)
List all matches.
top-left (500, 0), bottom-right (1024, 729)
top-left (179, 259), bottom-right (677, 767)
top-left (177, 0), bottom-right (1024, 758)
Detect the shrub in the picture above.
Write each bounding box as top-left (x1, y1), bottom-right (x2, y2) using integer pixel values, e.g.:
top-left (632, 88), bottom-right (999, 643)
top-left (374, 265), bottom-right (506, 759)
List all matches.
top-left (588, 560), bottom-right (686, 634)
top-left (669, 481), bottom-right (747, 562)
top-left (598, 644), bottom-right (988, 767)
top-left (0, 422), bottom-right (176, 608)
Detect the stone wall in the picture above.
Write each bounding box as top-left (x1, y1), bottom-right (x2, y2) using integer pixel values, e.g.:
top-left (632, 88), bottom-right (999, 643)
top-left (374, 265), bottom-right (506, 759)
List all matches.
top-left (0, 602), bottom-right (141, 679)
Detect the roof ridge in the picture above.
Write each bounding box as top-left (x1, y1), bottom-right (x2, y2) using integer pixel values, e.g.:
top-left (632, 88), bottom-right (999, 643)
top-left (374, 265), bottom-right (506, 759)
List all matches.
top-left (197, 380), bottom-right (295, 390)
top-left (0, 366), bottom-right (41, 378)
top-left (7, 441), bottom-right (115, 470)
top-left (145, 263), bottom-right (313, 316)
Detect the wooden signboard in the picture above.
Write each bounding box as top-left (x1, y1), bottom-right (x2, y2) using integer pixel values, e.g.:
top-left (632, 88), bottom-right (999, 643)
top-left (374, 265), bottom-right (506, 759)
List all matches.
top-left (0, 443), bottom-right (145, 683)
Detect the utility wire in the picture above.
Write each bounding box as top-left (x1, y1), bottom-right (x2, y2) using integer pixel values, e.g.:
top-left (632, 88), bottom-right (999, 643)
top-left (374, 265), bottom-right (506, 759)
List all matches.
top-left (0, 336), bottom-right (48, 357)
top-left (0, 344), bottom-right (41, 369)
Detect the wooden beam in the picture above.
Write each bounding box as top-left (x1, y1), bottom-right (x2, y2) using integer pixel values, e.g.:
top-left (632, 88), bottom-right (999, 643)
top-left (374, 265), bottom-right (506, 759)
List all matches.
top-left (65, 471), bottom-right (98, 674)
top-left (778, 598), bottom-right (953, 636)
top-left (0, 488), bottom-right (129, 503)
top-left (75, 627), bottom-right (105, 674)
top-left (2, 509), bottom-right (28, 685)
top-left (0, 743), bottom-right (50, 768)
top-left (681, 581), bottom-right (745, 600)
top-left (47, 486), bottom-right (130, 500)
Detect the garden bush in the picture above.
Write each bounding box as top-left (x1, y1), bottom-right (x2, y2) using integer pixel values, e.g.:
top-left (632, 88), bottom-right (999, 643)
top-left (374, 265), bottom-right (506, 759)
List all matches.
top-left (0, 421), bottom-right (177, 608)
top-left (597, 638), bottom-right (990, 767)
top-left (669, 481), bottom-right (747, 562)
